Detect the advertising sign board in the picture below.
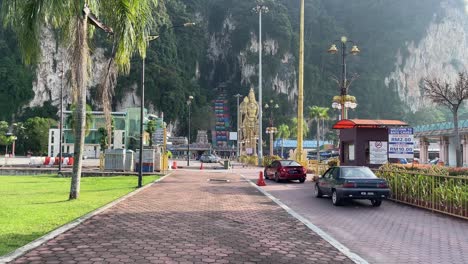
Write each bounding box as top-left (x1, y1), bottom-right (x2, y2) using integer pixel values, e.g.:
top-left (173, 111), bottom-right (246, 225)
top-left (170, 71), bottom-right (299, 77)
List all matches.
top-left (388, 128), bottom-right (414, 159)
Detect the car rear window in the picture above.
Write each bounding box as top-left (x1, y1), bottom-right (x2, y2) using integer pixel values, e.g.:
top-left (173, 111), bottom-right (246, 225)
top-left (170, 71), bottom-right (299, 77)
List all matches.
top-left (279, 160), bottom-right (301, 166)
top-left (341, 167), bottom-right (377, 179)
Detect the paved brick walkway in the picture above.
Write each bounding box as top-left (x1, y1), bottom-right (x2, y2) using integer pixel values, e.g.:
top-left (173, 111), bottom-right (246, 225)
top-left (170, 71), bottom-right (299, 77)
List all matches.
top-left (12, 170), bottom-right (353, 264)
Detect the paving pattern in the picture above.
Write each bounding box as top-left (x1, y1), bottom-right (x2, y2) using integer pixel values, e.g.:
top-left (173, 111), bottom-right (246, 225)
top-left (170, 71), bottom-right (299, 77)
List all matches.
top-left (12, 169), bottom-right (353, 264)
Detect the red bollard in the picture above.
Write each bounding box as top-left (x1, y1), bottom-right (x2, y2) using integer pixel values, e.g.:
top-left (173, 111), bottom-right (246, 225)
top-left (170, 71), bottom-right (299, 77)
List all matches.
top-left (200, 162), bottom-right (204, 170)
top-left (256, 171), bottom-right (266, 186)
top-left (171, 161), bottom-right (177, 169)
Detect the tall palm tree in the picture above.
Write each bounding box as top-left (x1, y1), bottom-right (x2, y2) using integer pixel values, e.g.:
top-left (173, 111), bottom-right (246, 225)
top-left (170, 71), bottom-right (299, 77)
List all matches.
top-left (276, 124), bottom-right (290, 158)
top-left (2, 0), bottom-right (158, 199)
top-left (318, 107), bottom-right (330, 149)
top-left (309, 105), bottom-right (329, 160)
top-left (290, 117), bottom-right (308, 138)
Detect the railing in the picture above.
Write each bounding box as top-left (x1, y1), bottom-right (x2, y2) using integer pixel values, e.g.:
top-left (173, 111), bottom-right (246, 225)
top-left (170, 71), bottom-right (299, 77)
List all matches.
top-left (375, 170), bottom-right (468, 220)
top-left (307, 160), bottom-right (329, 176)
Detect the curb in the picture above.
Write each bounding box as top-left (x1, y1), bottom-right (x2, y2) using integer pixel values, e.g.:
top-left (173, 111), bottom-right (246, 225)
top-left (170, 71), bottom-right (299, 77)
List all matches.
top-left (240, 174), bottom-right (369, 264)
top-left (0, 173), bottom-right (173, 264)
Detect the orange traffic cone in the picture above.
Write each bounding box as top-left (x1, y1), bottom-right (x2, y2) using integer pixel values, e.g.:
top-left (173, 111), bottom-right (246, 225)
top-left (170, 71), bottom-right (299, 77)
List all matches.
top-left (200, 162), bottom-right (204, 170)
top-left (256, 171), bottom-right (266, 186)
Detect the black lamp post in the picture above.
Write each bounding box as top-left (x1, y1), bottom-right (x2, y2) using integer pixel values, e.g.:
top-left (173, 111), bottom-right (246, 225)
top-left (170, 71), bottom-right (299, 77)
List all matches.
top-left (187, 95), bottom-right (193, 166)
top-left (138, 22), bottom-right (195, 188)
top-left (328, 36), bottom-right (360, 120)
top-left (58, 65), bottom-right (64, 172)
top-left (265, 100), bottom-right (279, 156)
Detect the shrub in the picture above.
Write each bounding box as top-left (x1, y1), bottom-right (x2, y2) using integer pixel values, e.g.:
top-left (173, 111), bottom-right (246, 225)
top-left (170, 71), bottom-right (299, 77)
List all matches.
top-left (263, 155), bottom-right (281, 167)
top-left (327, 158), bottom-right (339, 167)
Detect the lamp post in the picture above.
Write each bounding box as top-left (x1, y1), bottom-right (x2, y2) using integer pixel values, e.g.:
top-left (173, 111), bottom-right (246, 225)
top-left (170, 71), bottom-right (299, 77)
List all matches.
top-left (234, 94), bottom-right (242, 158)
top-left (138, 22), bottom-right (195, 188)
top-left (264, 100), bottom-right (279, 156)
top-left (58, 65), bottom-right (64, 172)
top-left (187, 95), bottom-right (194, 166)
top-left (328, 36), bottom-right (360, 120)
top-left (253, 2), bottom-right (268, 166)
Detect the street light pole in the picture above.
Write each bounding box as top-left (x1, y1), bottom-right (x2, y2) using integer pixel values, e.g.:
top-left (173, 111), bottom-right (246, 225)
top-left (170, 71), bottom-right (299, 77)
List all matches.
top-left (253, 3), bottom-right (268, 166)
top-left (187, 96), bottom-right (194, 166)
top-left (328, 36), bottom-right (360, 120)
top-left (138, 56), bottom-right (146, 188)
top-left (59, 65), bottom-right (64, 173)
top-left (234, 94), bottom-right (242, 158)
top-left (138, 23), bottom-right (195, 187)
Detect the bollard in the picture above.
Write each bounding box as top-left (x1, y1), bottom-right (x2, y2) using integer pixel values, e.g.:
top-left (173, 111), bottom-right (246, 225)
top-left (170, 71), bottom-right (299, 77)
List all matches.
top-left (171, 161), bottom-right (177, 169)
top-left (200, 162), bottom-right (204, 170)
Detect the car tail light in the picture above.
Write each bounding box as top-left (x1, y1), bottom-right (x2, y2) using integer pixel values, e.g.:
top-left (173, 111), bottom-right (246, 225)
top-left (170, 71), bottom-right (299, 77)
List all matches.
top-left (343, 182), bottom-right (356, 188)
top-left (377, 182), bottom-right (388, 188)
top-left (302, 167), bottom-right (307, 174)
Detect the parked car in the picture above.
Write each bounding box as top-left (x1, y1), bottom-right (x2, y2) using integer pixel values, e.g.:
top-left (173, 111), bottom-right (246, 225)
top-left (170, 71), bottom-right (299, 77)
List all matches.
top-left (314, 166), bottom-right (390, 207)
top-left (264, 160), bottom-right (307, 183)
top-left (200, 154), bottom-right (220, 163)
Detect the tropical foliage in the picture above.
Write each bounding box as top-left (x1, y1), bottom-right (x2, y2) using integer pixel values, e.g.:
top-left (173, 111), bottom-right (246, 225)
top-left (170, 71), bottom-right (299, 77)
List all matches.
top-left (375, 163), bottom-right (468, 218)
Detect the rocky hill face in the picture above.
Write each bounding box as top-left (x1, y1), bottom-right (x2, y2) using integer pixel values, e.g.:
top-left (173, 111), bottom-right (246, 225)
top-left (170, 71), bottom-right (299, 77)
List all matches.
top-left (2, 0), bottom-right (468, 129)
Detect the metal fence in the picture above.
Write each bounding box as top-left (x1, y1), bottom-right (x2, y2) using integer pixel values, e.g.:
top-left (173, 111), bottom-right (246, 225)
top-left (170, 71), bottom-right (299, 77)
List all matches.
top-left (375, 170), bottom-right (468, 220)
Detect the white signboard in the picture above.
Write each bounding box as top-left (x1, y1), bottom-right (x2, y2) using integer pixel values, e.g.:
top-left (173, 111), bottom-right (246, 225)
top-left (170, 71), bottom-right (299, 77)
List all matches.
top-left (369, 141), bottom-right (388, 164)
top-left (388, 128), bottom-right (414, 159)
top-left (229, 132), bottom-right (238, 140)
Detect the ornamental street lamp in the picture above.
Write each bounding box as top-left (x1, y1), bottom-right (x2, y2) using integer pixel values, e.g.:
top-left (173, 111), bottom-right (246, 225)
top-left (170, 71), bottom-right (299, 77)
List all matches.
top-left (138, 22), bottom-right (195, 188)
top-left (265, 100), bottom-right (279, 156)
top-left (253, 2), bottom-right (269, 166)
top-left (328, 36), bottom-right (360, 120)
top-left (187, 95), bottom-right (194, 166)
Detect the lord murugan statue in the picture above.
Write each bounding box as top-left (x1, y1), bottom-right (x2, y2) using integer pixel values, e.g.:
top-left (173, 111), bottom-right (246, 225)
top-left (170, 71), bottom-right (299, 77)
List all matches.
top-left (240, 87), bottom-right (259, 155)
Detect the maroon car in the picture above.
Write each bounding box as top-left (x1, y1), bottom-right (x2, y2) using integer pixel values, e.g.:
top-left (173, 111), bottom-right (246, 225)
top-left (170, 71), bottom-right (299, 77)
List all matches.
top-left (264, 160), bottom-right (307, 183)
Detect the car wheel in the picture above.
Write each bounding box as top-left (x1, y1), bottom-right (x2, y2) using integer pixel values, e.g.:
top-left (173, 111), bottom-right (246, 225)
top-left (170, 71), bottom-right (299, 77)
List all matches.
top-left (314, 184), bottom-right (323, 198)
top-left (371, 199), bottom-right (382, 207)
top-left (299, 178), bottom-right (305, 183)
top-left (274, 172), bottom-right (280, 183)
top-left (332, 190), bottom-right (342, 206)
top-left (264, 170), bottom-right (269, 180)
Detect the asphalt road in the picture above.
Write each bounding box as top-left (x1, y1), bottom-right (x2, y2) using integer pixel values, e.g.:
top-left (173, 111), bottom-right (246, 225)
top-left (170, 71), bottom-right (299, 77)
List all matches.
top-left (240, 169), bottom-right (468, 264)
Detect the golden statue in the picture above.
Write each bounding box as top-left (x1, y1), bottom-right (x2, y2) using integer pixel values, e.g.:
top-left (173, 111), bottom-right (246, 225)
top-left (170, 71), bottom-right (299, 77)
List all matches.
top-left (240, 87), bottom-right (259, 155)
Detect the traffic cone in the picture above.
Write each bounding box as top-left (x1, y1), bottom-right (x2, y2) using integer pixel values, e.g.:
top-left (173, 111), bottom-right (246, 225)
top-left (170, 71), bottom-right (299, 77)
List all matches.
top-left (171, 161), bottom-right (177, 169)
top-left (256, 171), bottom-right (266, 186)
top-left (200, 162), bottom-right (204, 170)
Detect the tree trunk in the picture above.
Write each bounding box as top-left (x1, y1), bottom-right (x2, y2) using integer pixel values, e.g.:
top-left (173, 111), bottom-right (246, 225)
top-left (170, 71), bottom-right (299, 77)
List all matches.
top-left (453, 110), bottom-right (462, 167)
top-left (69, 14), bottom-right (89, 200)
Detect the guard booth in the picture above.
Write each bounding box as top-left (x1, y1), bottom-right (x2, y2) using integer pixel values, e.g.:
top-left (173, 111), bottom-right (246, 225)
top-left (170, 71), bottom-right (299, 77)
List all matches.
top-left (333, 119), bottom-right (409, 168)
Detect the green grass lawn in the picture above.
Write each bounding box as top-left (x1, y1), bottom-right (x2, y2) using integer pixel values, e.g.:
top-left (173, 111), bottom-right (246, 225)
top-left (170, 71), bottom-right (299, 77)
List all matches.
top-left (0, 174), bottom-right (158, 256)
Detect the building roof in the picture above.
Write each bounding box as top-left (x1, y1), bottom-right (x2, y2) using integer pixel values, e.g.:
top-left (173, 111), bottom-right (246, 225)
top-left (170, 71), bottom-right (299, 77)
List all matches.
top-left (332, 119), bottom-right (408, 129)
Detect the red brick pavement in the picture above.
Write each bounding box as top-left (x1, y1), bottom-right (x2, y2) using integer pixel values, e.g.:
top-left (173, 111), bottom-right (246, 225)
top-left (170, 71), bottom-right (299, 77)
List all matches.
top-left (12, 170), bottom-right (353, 264)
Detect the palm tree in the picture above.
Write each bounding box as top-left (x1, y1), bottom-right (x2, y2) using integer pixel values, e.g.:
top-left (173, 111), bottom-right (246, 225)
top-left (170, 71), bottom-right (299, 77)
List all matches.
top-left (276, 124), bottom-right (290, 158)
top-left (308, 106), bottom-right (329, 161)
top-left (2, 0), bottom-right (157, 199)
top-left (290, 117), bottom-right (309, 138)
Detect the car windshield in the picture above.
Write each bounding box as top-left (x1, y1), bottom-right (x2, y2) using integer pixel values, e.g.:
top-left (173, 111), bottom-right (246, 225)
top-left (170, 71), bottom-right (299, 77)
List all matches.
top-left (279, 160), bottom-right (301, 167)
top-left (341, 167), bottom-right (377, 179)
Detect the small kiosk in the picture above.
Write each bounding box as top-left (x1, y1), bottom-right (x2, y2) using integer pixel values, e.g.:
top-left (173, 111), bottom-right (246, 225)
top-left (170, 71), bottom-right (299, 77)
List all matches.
top-left (333, 119), bottom-right (409, 168)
